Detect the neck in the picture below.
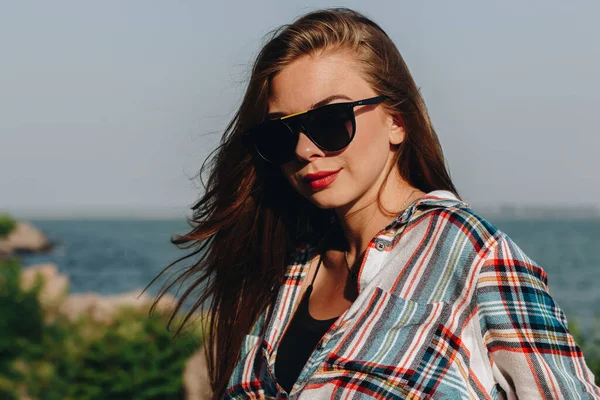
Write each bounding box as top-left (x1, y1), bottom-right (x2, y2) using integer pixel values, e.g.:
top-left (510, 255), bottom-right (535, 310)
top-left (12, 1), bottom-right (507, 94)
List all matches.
top-left (334, 167), bottom-right (423, 266)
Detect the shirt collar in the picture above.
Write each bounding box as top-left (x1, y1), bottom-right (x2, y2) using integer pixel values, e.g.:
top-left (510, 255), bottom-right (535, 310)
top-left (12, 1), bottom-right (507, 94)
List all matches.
top-left (374, 190), bottom-right (469, 243)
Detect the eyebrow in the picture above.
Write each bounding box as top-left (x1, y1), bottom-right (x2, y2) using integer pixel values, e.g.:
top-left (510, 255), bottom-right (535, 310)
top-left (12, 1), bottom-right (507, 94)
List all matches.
top-left (266, 94), bottom-right (353, 120)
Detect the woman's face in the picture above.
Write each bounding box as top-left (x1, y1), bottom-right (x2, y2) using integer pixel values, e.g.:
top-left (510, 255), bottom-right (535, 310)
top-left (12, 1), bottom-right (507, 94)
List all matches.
top-left (268, 50), bottom-right (405, 214)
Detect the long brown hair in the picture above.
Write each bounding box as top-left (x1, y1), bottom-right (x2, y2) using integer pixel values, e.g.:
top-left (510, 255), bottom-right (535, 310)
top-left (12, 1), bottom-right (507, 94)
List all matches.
top-left (151, 7), bottom-right (459, 398)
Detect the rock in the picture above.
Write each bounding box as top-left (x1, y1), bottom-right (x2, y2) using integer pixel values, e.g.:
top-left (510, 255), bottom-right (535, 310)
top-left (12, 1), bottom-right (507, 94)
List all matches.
top-left (59, 289), bottom-right (177, 324)
top-left (20, 263), bottom-right (69, 319)
top-left (60, 292), bottom-right (107, 323)
top-left (184, 345), bottom-right (213, 400)
top-left (153, 292), bottom-right (178, 314)
top-left (0, 240), bottom-right (12, 257)
top-left (0, 221), bottom-right (52, 256)
top-left (17, 258), bottom-right (179, 325)
top-left (61, 290), bottom-right (144, 323)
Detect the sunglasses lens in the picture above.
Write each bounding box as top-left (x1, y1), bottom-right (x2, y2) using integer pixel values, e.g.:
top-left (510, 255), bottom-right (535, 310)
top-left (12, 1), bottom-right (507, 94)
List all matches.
top-left (306, 104), bottom-right (354, 151)
top-left (252, 120), bottom-right (296, 165)
top-left (249, 104), bottom-right (356, 165)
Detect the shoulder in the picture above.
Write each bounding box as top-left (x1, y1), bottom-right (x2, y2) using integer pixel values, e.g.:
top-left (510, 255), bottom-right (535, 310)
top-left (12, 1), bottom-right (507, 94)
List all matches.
top-left (415, 205), bottom-right (547, 285)
top-left (403, 201), bottom-right (503, 260)
top-left (477, 229), bottom-right (549, 289)
top-left (401, 198), bottom-right (549, 283)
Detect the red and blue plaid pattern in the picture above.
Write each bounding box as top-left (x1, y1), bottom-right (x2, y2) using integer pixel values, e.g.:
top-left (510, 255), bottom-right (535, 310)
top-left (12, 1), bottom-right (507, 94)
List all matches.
top-left (225, 191), bottom-right (600, 399)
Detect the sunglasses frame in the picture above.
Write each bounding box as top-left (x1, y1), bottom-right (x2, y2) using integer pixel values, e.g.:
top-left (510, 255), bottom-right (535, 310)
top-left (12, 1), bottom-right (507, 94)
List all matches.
top-left (245, 95), bottom-right (387, 165)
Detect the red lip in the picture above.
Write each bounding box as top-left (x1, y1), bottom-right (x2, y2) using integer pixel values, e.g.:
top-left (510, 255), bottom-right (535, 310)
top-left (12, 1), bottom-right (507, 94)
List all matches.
top-left (303, 169), bottom-right (342, 182)
top-left (303, 169), bottom-right (342, 190)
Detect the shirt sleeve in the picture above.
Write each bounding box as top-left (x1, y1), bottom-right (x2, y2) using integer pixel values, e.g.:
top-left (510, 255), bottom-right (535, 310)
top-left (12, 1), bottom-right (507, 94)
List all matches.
top-left (476, 233), bottom-right (600, 399)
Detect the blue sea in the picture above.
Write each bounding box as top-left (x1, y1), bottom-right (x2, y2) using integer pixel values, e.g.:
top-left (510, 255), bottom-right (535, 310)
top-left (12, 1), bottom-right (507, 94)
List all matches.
top-left (19, 216), bottom-right (600, 330)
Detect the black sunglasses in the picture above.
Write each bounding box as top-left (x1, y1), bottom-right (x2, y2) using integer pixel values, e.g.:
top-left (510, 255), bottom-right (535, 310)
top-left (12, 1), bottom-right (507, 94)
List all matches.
top-left (244, 95), bottom-right (387, 165)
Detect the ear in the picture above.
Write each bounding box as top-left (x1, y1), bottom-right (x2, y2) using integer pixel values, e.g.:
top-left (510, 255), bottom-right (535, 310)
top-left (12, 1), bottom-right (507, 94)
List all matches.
top-left (388, 114), bottom-right (406, 146)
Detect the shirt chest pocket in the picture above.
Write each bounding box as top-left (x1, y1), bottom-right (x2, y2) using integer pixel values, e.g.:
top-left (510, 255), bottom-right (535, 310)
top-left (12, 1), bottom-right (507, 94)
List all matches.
top-left (321, 286), bottom-right (453, 394)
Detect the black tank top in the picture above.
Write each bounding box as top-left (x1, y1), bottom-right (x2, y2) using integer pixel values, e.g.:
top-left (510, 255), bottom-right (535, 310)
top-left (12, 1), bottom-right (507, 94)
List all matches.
top-left (274, 254), bottom-right (339, 393)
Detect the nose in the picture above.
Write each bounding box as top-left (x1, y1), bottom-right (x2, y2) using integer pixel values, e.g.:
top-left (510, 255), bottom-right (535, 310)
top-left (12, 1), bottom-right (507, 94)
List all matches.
top-left (294, 129), bottom-right (325, 163)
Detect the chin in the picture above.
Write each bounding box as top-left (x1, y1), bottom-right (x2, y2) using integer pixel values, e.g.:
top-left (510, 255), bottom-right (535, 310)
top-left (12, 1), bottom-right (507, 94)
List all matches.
top-left (304, 191), bottom-right (347, 210)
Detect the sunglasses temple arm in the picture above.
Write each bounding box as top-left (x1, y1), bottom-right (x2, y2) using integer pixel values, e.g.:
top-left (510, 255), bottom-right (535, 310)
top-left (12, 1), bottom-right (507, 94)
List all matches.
top-left (353, 95), bottom-right (387, 107)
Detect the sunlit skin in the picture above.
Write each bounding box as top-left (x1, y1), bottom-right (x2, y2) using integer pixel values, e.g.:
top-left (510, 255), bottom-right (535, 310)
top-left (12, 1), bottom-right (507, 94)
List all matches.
top-left (268, 50), bottom-right (425, 319)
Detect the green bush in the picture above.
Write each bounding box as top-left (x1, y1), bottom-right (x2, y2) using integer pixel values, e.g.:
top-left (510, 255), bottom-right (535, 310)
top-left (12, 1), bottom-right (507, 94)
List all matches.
top-left (0, 257), bottom-right (45, 399)
top-left (17, 311), bottom-right (201, 399)
top-left (0, 258), bottom-right (203, 399)
top-left (0, 214), bottom-right (17, 238)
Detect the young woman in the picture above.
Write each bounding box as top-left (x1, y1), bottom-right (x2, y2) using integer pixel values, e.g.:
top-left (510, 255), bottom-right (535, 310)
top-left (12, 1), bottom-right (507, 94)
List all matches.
top-left (155, 8), bottom-right (600, 399)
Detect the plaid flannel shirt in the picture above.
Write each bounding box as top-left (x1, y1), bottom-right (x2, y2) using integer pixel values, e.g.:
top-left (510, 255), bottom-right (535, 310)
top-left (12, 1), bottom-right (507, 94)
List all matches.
top-left (225, 190), bottom-right (600, 399)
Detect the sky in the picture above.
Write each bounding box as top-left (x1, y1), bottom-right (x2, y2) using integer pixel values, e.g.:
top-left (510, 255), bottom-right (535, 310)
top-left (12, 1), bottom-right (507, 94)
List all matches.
top-left (1, 1), bottom-right (599, 218)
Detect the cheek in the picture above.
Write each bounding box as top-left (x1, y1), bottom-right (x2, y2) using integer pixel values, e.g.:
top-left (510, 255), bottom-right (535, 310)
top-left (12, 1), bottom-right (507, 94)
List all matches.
top-left (344, 115), bottom-right (391, 178)
top-left (280, 165), bottom-right (301, 189)
top-left (351, 114), bottom-right (390, 158)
